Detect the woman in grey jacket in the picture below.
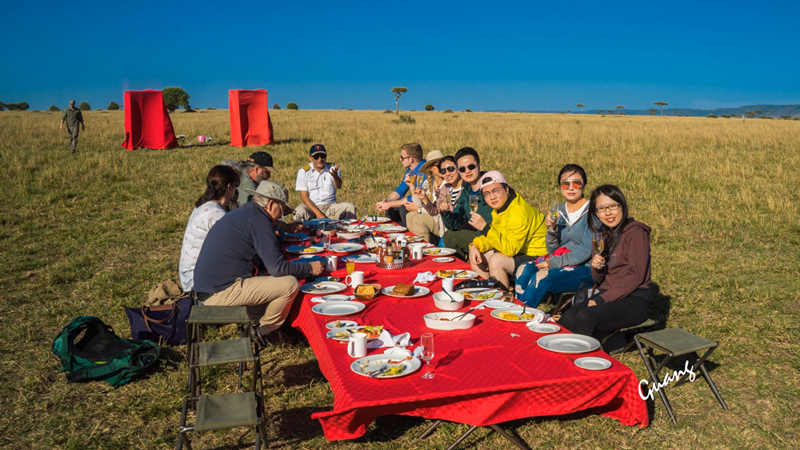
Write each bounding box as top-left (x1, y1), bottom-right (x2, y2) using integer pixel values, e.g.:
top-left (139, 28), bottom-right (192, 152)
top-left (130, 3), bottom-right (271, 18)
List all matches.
top-left (514, 164), bottom-right (594, 306)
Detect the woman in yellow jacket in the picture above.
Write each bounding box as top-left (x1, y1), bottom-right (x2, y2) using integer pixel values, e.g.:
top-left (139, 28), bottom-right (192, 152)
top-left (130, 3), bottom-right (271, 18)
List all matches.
top-left (468, 171), bottom-right (548, 289)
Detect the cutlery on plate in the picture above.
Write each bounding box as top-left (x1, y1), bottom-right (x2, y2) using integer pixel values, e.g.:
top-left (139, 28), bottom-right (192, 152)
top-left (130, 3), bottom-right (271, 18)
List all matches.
top-left (453, 307), bottom-right (476, 321)
top-left (368, 365), bottom-right (389, 378)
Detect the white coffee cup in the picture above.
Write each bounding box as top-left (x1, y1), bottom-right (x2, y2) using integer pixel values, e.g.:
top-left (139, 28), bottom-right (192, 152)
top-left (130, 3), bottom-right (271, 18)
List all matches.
top-left (411, 247), bottom-right (424, 260)
top-left (442, 277), bottom-right (455, 292)
top-left (347, 332), bottom-right (368, 358)
top-left (345, 271), bottom-right (364, 287)
top-left (325, 255), bottom-right (338, 272)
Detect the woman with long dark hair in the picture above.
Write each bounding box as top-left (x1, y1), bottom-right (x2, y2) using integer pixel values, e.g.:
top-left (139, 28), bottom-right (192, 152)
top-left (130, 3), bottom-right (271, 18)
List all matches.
top-left (557, 184), bottom-right (651, 341)
top-left (179, 165), bottom-right (240, 292)
top-left (514, 164), bottom-right (594, 306)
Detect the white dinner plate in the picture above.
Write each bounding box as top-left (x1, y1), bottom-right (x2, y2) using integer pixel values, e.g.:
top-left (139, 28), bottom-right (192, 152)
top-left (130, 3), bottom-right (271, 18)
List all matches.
top-left (311, 302), bottom-right (365, 317)
top-left (431, 257), bottom-right (456, 263)
top-left (377, 224), bottom-right (408, 232)
top-left (537, 334), bottom-right (602, 354)
top-left (350, 354), bottom-right (422, 379)
top-left (300, 281), bottom-right (348, 294)
top-left (491, 307), bottom-right (546, 323)
top-left (424, 248), bottom-right (457, 256)
top-left (527, 322), bottom-right (561, 334)
top-left (328, 243), bottom-right (365, 253)
top-left (435, 270), bottom-right (478, 280)
top-left (457, 288), bottom-right (504, 301)
top-left (381, 285), bottom-right (431, 298)
top-left (347, 254), bottom-right (379, 264)
top-left (364, 216), bottom-right (392, 223)
top-left (480, 299), bottom-right (515, 309)
top-left (317, 294), bottom-right (353, 302)
top-left (287, 245), bottom-right (324, 255)
top-left (574, 356), bottom-right (612, 370)
top-left (325, 320), bottom-right (358, 330)
top-left (326, 327), bottom-right (381, 342)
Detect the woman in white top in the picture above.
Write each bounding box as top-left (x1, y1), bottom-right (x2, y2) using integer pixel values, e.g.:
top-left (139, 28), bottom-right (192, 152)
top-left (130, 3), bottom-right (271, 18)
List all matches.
top-left (179, 165), bottom-right (240, 292)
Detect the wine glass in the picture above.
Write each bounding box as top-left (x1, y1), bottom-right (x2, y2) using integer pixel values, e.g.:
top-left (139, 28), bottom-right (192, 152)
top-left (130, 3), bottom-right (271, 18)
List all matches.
top-left (345, 257), bottom-right (356, 275)
top-left (593, 232), bottom-right (604, 255)
top-left (469, 194), bottom-right (479, 213)
top-left (322, 233), bottom-right (331, 251)
top-left (549, 201), bottom-right (559, 221)
top-left (420, 333), bottom-right (435, 379)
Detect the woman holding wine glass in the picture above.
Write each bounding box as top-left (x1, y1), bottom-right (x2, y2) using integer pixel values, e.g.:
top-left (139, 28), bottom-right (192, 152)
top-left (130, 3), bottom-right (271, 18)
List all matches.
top-left (405, 155), bottom-right (464, 244)
top-left (557, 184), bottom-right (651, 342)
top-left (514, 164), bottom-right (594, 307)
top-left (404, 150), bottom-right (449, 243)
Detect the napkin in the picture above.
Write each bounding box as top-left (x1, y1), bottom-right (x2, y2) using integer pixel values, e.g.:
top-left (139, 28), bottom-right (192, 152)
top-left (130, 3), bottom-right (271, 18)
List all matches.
top-left (367, 330), bottom-right (411, 349)
top-left (524, 312), bottom-right (552, 329)
top-left (383, 347), bottom-right (413, 357)
top-left (413, 271), bottom-right (436, 284)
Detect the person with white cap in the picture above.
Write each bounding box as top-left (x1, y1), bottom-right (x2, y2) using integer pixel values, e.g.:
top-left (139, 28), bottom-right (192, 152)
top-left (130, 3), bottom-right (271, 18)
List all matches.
top-left (467, 171), bottom-right (548, 289)
top-left (193, 180), bottom-right (324, 343)
top-left (294, 144), bottom-right (357, 221)
top-left (403, 149), bottom-right (448, 243)
top-left (59, 100), bottom-right (84, 153)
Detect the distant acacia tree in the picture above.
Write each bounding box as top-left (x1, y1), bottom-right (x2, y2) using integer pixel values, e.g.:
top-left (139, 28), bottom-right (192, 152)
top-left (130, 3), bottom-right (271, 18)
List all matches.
top-left (273, 103), bottom-right (281, 110)
top-left (391, 86), bottom-right (408, 114)
top-left (425, 104), bottom-right (434, 111)
top-left (746, 111), bottom-right (755, 118)
top-left (465, 109), bottom-right (472, 112)
top-left (0, 101), bottom-right (5, 111)
top-left (595, 110), bottom-right (603, 115)
top-left (577, 103), bottom-right (585, 114)
top-left (78, 102), bottom-right (90, 111)
top-left (754, 109), bottom-right (763, 118)
top-left (48, 104), bottom-right (60, 111)
top-left (14, 102), bottom-right (30, 111)
top-left (567, 109), bottom-right (572, 114)
top-left (781, 115), bottom-right (792, 120)
top-left (648, 108), bottom-right (657, 116)
top-left (653, 101), bottom-right (668, 116)
top-left (107, 101), bottom-right (120, 110)
top-left (286, 102), bottom-right (298, 110)
top-left (615, 105), bottom-right (625, 115)
top-left (162, 87), bottom-right (191, 112)
top-left (765, 109), bottom-right (771, 117)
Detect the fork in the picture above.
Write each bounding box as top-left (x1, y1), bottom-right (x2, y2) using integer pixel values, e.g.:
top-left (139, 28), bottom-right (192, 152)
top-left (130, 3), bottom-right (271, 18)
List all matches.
top-left (453, 307), bottom-right (477, 321)
top-left (368, 365), bottom-right (389, 378)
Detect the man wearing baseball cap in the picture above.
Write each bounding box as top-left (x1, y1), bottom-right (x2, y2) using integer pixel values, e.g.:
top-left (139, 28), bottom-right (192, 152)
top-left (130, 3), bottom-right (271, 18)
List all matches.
top-left (193, 180), bottom-right (324, 343)
top-left (59, 99), bottom-right (85, 154)
top-left (466, 170), bottom-right (547, 290)
top-left (294, 144), bottom-right (357, 221)
top-left (236, 151), bottom-right (277, 206)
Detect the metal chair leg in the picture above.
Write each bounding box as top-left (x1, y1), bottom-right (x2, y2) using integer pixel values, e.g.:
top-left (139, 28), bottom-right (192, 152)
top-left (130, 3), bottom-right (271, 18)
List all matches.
top-left (418, 420), bottom-right (442, 439)
top-left (696, 353), bottom-right (728, 410)
top-left (488, 424), bottom-right (531, 450)
top-left (445, 426), bottom-right (479, 450)
top-left (635, 336), bottom-right (678, 424)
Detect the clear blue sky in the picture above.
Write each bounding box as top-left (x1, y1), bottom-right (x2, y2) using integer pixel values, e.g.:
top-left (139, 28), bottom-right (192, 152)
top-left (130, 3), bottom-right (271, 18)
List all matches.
top-left (3, 0), bottom-right (799, 111)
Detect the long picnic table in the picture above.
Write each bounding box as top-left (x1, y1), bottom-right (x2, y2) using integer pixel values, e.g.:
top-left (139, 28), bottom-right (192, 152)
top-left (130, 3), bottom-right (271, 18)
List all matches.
top-left (284, 222), bottom-right (649, 443)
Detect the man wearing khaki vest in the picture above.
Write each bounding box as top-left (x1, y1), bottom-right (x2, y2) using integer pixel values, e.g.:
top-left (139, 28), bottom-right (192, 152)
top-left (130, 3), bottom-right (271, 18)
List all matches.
top-left (59, 100), bottom-right (85, 153)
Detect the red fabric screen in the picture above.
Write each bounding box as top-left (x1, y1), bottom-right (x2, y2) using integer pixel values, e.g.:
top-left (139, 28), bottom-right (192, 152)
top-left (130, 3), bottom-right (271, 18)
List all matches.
top-left (121, 90), bottom-right (179, 150)
top-left (229, 89), bottom-right (274, 147)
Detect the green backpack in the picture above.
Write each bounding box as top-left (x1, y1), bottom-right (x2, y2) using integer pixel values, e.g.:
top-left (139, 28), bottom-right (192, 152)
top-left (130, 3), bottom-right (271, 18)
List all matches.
top-left (51, 316), bottom-right (161, 387)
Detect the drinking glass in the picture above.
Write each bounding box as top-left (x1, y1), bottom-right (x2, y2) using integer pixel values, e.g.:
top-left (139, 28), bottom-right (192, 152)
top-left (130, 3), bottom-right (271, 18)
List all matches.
top-left (345, 257), bottom-right (356, 275)
top-left (420, 333), bottom-right (435, 379)
top-left (322, 233), bottom-right (331, 251)
top-left (593, 232), bottom-right (604, 255)
top-left (549, 201), bottom-right (559, 221)
top-left (469, 194), bottom-right (479, 213)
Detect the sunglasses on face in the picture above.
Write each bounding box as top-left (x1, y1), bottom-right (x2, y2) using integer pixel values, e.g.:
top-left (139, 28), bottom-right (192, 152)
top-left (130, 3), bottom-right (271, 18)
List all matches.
top-left (458, 164), bottom-right (478, 173)
top-left (312, 154), bottom-right (327, 160)
top-left (560, 180), bottom-right (584, 190)
top-left (439, 166), bottom-right (457, 174)
top-left (595, 203), bottom-right (622, 214)
top-left (399, 155), bottom-right (411, 161)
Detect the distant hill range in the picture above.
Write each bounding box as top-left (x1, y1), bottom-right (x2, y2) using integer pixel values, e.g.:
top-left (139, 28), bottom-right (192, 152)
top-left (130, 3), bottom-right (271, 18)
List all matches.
top-left (490, 104), bottom-right (800, 118)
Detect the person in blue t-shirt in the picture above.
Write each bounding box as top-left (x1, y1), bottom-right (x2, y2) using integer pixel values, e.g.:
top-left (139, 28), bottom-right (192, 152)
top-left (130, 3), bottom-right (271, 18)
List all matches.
top-left (375, 142), bottom-right (427, 227)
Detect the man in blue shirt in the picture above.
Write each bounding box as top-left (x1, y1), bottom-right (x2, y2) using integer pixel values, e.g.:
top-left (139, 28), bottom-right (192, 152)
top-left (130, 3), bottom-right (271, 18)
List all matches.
top-left (194, 181), bottom-right (324, 341)
top-left (375, 142), bottom-right (426, 227)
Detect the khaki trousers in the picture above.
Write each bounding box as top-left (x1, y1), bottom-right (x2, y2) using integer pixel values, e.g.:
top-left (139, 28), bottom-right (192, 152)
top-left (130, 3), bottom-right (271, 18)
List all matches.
top-left (67, 127), bottom-right (80, 152)
top-left (406, 211), bottom-right (440, 243)
top-left (204, 275), bottom-right (299, 334)
top-left (294, 202), bottom-right (357, 222)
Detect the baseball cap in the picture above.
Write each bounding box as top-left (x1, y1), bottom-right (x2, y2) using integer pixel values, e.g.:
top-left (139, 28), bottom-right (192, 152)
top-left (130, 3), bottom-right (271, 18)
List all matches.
top-left (479, 171), bottom-right (509, 190)
top-left (309, 144), bottom-right (327, 156)
top-left (246, 181), bottom-right (294, 214)
top-left (248, 151), bottom-right (277, 173)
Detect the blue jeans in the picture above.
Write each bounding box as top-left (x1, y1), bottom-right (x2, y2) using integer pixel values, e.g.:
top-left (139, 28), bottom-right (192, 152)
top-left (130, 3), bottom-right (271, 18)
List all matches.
top-left (514, 264), bottom-right (592, 307)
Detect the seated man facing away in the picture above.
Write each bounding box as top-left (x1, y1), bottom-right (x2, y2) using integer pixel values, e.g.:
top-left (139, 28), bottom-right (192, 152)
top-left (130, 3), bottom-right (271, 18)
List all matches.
top-left (468, 171), bottom-right (547, 290)
top-left (441, 147), bottom-right (493, 259)
top-left (235, 151), bottom-right (277, 208)
top-left (376, 142), bottom-right (427, 227)
top-left (294, 144), bottom-right (357, 221)
top-left (193, 181), bottom-right (324, 342)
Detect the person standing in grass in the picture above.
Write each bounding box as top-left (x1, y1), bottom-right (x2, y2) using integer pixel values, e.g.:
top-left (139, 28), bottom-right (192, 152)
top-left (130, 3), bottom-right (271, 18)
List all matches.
top-left (179, 165), bottom-right (240, 293)
top-left (467, 171), bottom-right (547, 289)
top-left (557, 185), bottom-right (651, 341)
top-left (294, 144), bottom-right (357, 221)
top-left (515, 164), bottom-right (594, 307)
top-left (376, 142), bottom-right (427, 227)
top-left (441, 147), bottom-right (493, 259)
top-left (404, 150), bottom-right (448, 243)
top-left (59, 100), bottom-right (84, 154)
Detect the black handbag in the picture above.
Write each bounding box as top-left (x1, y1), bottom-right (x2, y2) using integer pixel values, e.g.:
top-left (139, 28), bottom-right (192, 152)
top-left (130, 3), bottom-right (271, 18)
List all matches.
top-left (124, 297), bottom-right (192, 346)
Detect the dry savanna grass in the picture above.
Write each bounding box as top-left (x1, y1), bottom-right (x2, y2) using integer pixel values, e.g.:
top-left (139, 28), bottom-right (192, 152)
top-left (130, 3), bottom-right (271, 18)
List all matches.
top-left (0, 109), bottom-right (798, 449)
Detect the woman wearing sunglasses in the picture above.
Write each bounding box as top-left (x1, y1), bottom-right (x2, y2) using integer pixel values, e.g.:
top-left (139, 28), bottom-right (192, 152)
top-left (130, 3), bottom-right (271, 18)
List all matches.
top-left (405, 155), bottom-right (464, 243)
top-left (557, 185), bottom-right (651, 342)
top-left (404, 150), bottom-right (447, 243)
top-left (467, 171), bottom-right (547, 289)
top-left (514, 164), bottom-right (594, 307)
top-left (179, 165), bottom-right (240, 293)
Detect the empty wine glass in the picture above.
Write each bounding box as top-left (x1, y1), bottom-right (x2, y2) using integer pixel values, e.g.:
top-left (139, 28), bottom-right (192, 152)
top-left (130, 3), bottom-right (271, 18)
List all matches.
top-left (420, 333), bottom-right (435, 379)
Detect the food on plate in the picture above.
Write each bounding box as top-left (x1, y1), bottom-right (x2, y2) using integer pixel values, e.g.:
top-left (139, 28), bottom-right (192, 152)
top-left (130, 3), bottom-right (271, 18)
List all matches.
top-left (356, 325), bottom-right (383, 339)
top-left (355, 284), bottom-right (377, 295)
top-left (461, 291), bottom-right (497, 300)
top-left (425, 248), bottom-right (441, 255)
top-left (497, 311), bottom-right (536, 321)
top-left (383, 365), bottom-right (406, 376)
top-left (391, 284), bottom-right (416, 296)
top-left (436, 270), bottom-right (469, 279)
top-left (302, 247), bottom-right (318, 253)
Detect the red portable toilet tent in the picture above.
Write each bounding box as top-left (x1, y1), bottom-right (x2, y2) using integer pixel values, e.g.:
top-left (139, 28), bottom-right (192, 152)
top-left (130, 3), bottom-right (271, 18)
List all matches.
top-left (121, 90), bottom-right (179, 150)
top-left (229, 89), bottom-right (274, 147)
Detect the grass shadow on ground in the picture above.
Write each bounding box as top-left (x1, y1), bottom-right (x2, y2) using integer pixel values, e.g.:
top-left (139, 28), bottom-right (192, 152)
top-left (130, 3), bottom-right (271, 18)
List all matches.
top-left (274, 137), bottom-right (313, 145)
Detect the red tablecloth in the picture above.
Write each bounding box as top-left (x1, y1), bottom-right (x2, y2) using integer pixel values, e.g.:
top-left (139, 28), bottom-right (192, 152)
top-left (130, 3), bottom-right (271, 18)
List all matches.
top-left (285, 231), bottom-right (649, 440)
